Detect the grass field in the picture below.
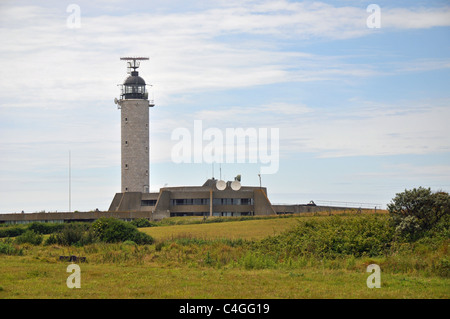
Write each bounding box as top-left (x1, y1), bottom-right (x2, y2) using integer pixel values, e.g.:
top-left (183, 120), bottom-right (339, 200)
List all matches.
top-left (140, 216), bottom-right (302, 241)
top-left (0, 212), bottom-right (448, 299)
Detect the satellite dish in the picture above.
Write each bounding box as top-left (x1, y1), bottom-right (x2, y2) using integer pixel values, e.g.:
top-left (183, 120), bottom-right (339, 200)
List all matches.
top-left (114, 97), bottom-right (118, 104)
top-left (231, 180), bottom-right (241, 191)
top-left (216, 180), bottom-right (226, 191)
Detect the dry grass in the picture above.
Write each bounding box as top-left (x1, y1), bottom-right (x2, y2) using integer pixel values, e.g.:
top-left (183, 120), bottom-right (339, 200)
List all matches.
top-left (142, 210), bottom-right (387, 241)
top-left (1, 255), bottom-right (448, 299)
top-left (141, 217), bottom-right (299, 241)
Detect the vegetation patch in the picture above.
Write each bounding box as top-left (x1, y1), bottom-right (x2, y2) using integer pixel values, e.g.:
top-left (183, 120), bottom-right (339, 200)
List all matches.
top-left (40, 218), bottom-right (154, 247)
top-left (255, 214), bottom-right (394, 259)
top-left (0, 187), bottom-right (448, 298)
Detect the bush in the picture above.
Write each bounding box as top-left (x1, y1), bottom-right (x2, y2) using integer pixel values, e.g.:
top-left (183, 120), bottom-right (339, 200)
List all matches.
top-left (27, 222), bottom-right (65, 235)
top-left (58, 226), bottom-right (84, 246)
top-left (130, 218), bottom-right (152, 228)
top-left (394, 215), bottom-right (422, 241)
top-left (388, 187), bottom-right (450, 239)
top-left (0, 240), bottom-right (22, 255)
top-left (0, 226), bottom-right (26, 238)
top-left (433, 257), bottom-right (450, 278)
top-left (256, 215), bottom-right (394, 259)
top-left (44, 224), bottom-right (95, 246)
top-left (91, 218), bottom-right (154, 244)
top-left (130, 231), bottom-right (154, 245)
top-left (43, 218), bottom-right (154, 246)
top-left (44, 233), bottom-right (58, 246)
top-left (15, 230), bottom-right (43, 245)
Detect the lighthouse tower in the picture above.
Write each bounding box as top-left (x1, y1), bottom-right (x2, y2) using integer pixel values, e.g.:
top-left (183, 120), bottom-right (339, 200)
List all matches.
top-left (115, 57), bottom-right (154, 193)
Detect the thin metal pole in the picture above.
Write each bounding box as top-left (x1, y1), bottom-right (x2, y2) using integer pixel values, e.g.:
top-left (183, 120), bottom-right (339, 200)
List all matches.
top-left (69, 150), bottom-right (71, 213)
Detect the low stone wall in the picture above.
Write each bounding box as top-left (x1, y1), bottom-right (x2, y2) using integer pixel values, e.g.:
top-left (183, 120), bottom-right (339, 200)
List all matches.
top-left (272, 204), bottom-right (361, 214)
top-left (0, 211), bottom-right (152, 224)
top-left (0, 204), bottom-right (371, 224)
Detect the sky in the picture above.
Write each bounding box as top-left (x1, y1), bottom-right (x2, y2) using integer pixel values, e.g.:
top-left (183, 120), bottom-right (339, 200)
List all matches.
top-left (0, 0), bottom-right (449, 213)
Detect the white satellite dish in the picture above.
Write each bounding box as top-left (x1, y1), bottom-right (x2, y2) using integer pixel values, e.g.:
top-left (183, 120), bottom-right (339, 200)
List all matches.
top-left (114, 97), bottom-right (118, 104)
top-left (216, 180), bottom-right (226, 191)
top-left (231, 180), bottom-right (241, 191)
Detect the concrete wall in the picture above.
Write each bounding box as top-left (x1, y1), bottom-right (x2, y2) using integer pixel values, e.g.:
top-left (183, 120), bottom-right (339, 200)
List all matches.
top-left (153, 190), bottom-right (171, 218)
top-left (108, 192), bottom-right (144, 212)
top-left (0, 204), bottom-right (368, 224)
top-left (253, 189), bottom-right (276, 215)
top-left (272, 204), bottom-right (355, 214)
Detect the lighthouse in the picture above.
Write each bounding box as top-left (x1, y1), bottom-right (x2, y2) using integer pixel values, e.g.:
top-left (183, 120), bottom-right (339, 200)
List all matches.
top-left (107, 60), bottom-right (275, 217)
top-left (114, 57), bottom-right (154, 193)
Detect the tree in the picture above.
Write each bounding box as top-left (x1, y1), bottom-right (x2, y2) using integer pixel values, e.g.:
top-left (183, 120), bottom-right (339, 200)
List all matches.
top-left (387, 187), bottom-right (450, 239)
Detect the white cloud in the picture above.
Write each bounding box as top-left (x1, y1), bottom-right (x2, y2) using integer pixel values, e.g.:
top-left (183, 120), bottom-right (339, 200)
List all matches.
top-left (282, 101), bottom-right (450, 158)
top-left (382, 7), bottom-right (450, 29)
top-left (160, 98), bottom-right (450, 160)
top-left (1, 1), bottom-right (449, 107)
top-left (357, 163), bottom-right (450, 180)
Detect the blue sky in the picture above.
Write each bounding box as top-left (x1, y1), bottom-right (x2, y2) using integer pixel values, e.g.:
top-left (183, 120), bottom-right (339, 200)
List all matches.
top-left (0, 0), bottom-right (449, 213)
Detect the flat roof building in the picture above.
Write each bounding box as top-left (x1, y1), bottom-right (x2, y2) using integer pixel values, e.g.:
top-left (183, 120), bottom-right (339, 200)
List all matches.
top-left (108, 178), bottom-right (276, 220)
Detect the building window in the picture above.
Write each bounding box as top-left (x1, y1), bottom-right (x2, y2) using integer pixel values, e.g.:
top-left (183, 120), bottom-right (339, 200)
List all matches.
top-left (170, 212), bottom-right (209, 217)
top-left (141, 200), bottom-right (156, 206)
top-left (212, 198), bottom-right (252, 205)
top-left (170, 198), bottom-right (210, 206)
top-left (125, 164), bottom-right (128, 170)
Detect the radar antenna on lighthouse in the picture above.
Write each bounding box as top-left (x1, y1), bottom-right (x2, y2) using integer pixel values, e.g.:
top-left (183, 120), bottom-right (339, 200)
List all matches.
top-left (118, 57), bottom-right (154, 106)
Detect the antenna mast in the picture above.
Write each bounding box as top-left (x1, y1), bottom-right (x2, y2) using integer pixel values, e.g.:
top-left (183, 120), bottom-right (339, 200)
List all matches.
top-left (120, 57), bottom-right (149, 72)
top-left (69, 150), bottom-right (71, 213)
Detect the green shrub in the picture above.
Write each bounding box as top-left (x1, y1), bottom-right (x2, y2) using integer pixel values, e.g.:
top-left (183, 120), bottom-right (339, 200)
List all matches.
top-left (433, 257), bottom-right (450, 278)
top-left (130, 218), bottom-right (152, 228)
top-left (44, 224), bottom-right (95, 246)
top-left (91, 218), bottom-right (154, 244)
top-left (15, 230), bottom-right (43, 245)
top-left (394, 215), bottom-right (422, 241)
top-left (155, 241), bottom-right (165, 251)
top-left (44, 233), bottom-right (58, 246)
top-left (0, 240), bottom-right (23, 255)
top-left (59, 226), bottom-right (84, 246)
top-left (43, 218), bottom-right (154, 246)
top-left (0, 226), bottom-right (26, 238)
top-left (92, 218), bottom-right (135, 242)
top-left (78, 229), bottom-right (98, 246)
top-left (256, 215), bottom-right (394, 259)
top-left (388, 187), bottom-right (450, 238)
top-left (240, 251), bottom-right (278, 270)
top-left (423, 213), bottom-right (450, 241)
top-left (27, 222), bottom-right (65, 235)
top-left (130, 231), bottom-right (154, 245)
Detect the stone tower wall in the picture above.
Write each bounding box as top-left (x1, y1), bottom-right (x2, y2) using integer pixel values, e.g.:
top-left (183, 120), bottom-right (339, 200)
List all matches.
top-left (120, 99), bottom-right (149, 193)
